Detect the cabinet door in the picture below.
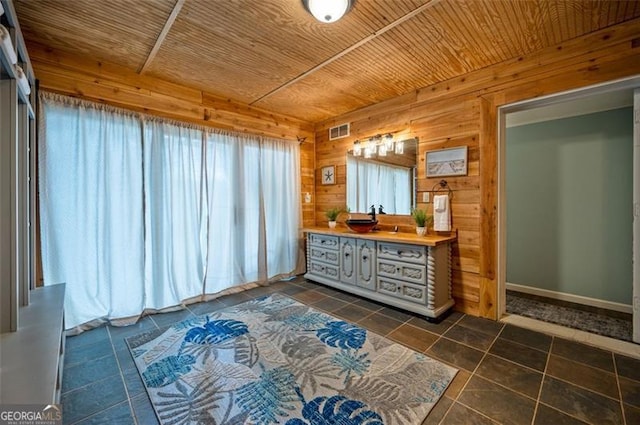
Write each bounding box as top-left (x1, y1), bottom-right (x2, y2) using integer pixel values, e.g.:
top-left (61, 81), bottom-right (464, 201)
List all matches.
top-left (357, 239), bottom-right (376, 290)
top-left (340, 237), bottom-right (356, 285)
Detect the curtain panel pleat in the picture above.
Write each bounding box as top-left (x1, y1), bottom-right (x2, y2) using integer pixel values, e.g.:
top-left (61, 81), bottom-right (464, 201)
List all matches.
top-left (38, 92), bottom-right (301, 331)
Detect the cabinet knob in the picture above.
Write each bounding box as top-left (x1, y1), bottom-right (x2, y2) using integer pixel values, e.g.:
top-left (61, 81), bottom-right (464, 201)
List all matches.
top-left (362, 256), bottom-right (368, 262)
top-left (344, 253), bottom-right (350, 258)
top-left (397, 250), bottom-right (403, 255)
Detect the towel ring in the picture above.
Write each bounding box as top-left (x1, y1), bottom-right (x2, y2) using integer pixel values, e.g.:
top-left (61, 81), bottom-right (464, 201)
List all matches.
top-left (430, 179), bottom-right (453, 199)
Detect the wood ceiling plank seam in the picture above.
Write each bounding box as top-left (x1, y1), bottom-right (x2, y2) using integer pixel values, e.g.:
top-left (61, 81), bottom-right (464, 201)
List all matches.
top-left (521, 0), bottom-right (549, 55)
top-left (414, 3), bottom-right (472, 74)
top-left (546, 0), bottom-right (564, 45)
top-left (435, 2), bottom-right (495, 72)
top-left (408, 15), bottom-right (640, 109)
top-left (484, 0), bottom-right (523, 61)
top-left (249, 0), bottom-right (443, 105)
top-left (146, 10), bottom-right (334, 88)
top-left (591, 0), bottom-right (606, 29)
top-left (560, 0), bottom-right (573, 41)
top-left (511, 0), bottom-right (544, 55)
top-left (610, 1), bottom-right (623, 28)
top-left (138, 0), bottom-right (186, 74)
top-left (621, 1), bottom-right (635, 23)
top-left (545, 0), bottom-right (565, 42)
top-left (585, 0), bottom-right (601, 33)
top-left (408, 6), bottom-right (471, 77)
top-left (633, 0), bottom-right (640, 20)
top-left (401, 12), bottom-right (468, 81)
top-left (479, 1), bottom-right (514, 60)
top-left (564, 0), bottom-right (580, 41)
top-left (612, 0), bottom-right (624, 25)
top-left (362, 30), bottom-right (433, 86)
top-left (389, 17), bottom-right (452, 83)
top-left (444, 2), bottom-right (501, 66)
top-left (178, 0), bottom-right (371, 69)
top-left (501, 0), bottom-right (536, 56)
top-left (17, 11), bottom-right (162, 69)
top-left (570, 0), bottom-right (586, 40)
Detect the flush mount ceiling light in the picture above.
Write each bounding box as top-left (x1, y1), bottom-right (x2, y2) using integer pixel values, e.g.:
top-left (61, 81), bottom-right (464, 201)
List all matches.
top-left (302, 0), bottom-right (353, 23)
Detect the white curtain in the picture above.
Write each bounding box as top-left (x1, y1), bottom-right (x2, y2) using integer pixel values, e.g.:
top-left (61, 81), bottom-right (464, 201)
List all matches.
top-left (39, 94), bottom-right (301, 330)
top-left (143, 121), bottom-right (207, 308)
top-left (347, 155), bottom-right (412, 214)
top-left (203, 133), bottom-right (301, 294)
top-left (39, 96), bottom-right (145, 328)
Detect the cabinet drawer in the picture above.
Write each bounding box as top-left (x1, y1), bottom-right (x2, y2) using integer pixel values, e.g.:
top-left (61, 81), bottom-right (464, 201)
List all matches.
top-left (377, 277), bottom-right (427, 305)
top-left (308, 261), bottom-right (340, 280)
top-left (308, 233), bottom-right (339, 249)
top-left (309, 246), bottom-right (340, 265)
top-left (377, 242), bottom-right (426, 265)
top-left (377, 259), bottom-right (426, 286)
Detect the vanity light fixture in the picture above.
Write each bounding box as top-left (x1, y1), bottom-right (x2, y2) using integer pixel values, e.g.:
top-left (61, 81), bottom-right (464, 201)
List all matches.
top-left (302, 0), bottom-right (353, 23)
top-left (352, 133), bottom-right (402, 158)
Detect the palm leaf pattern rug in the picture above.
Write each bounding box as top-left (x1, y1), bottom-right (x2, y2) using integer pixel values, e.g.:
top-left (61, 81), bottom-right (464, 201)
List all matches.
top-left (127, 293), bottom-right (457, 425)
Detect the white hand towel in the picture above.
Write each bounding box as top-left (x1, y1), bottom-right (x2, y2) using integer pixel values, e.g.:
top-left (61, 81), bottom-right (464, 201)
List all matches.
top-left (433, 194), bottom-right (451, 232)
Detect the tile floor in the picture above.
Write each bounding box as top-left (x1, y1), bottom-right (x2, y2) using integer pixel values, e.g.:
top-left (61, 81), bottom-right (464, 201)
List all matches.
top-left (61, 277), bottom-right (640, 425)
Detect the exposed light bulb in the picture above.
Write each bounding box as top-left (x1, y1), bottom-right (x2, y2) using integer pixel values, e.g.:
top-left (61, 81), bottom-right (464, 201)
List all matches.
top-left (384, 134), bottom-right (394, 150)
top-left (395, 140), bottom-right (404, 154)
top-left (378, 144), bottom-right (387, 156)
top-left (353, 140), bottom-right (361, 156)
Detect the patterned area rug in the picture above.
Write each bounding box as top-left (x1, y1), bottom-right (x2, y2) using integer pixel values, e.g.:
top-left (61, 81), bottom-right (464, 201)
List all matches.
top-left (506, 292), bottom-right (633, 342)
top-left (127, 294), bottom-right (457, 425)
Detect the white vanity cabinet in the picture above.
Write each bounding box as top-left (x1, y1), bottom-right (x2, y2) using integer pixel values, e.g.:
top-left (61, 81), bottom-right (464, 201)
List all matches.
top-left (304, 228), bottom-right (455, 320)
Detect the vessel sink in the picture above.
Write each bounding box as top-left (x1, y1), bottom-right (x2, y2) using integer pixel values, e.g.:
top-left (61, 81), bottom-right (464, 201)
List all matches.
top-left (345, 219), bottom-right (378, 233)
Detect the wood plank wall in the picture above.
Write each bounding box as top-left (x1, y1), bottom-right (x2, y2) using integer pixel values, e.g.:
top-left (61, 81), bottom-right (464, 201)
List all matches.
top-left (315, 17), bottom-right (640, 318)
top-left (27, 43), bottom-right (316, 231)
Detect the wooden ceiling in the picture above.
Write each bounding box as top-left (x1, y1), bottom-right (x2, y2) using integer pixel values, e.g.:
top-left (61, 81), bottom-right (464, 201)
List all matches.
top-left (14, 0), bottom-right (640, 123)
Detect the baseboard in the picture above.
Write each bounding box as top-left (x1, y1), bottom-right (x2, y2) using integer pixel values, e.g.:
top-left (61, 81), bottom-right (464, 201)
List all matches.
top-left (506, 282), bottom-right (633, 314)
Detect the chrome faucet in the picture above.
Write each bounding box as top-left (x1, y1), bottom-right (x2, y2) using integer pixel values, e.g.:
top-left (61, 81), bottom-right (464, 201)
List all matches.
top-left (369, 205), bottom-right (376, 221)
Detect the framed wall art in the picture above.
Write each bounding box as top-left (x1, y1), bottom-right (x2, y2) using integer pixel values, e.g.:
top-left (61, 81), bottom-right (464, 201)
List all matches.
top-left (425, 146), bottom-right (468, 177)
top-left (321, 165), bottom-right (335, 185)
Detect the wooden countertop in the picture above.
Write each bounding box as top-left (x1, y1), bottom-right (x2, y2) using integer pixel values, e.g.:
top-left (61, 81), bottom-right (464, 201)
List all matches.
top-left (303, 226), bottom-right (456, 246)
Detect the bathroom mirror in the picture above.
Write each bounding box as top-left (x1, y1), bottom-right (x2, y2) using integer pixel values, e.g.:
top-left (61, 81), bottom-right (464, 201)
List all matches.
top-left (346, 137), bottom-right (418, 215)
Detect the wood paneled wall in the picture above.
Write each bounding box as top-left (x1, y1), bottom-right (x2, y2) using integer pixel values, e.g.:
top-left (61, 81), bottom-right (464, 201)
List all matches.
top-left (314, 17), bottom-right (640, 318)
top-left (28, 43), bottom-right (317, 228)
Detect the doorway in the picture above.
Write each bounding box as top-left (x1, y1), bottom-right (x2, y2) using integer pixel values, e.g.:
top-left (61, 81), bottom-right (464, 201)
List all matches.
top-left (497, 76), bottom-right (640, 345)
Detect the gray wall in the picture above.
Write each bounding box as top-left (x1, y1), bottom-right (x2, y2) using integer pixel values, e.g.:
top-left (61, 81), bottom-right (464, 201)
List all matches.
top-left (506, 107), bottom-right (633, 305)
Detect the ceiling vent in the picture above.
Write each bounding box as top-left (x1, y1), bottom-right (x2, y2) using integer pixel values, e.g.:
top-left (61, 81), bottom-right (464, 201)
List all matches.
top-left (329, 123), bottom-right (350, 140)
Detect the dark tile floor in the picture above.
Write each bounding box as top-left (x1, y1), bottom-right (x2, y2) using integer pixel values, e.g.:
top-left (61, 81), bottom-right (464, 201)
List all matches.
top-left (61, 277), bottom-right (640, 425)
